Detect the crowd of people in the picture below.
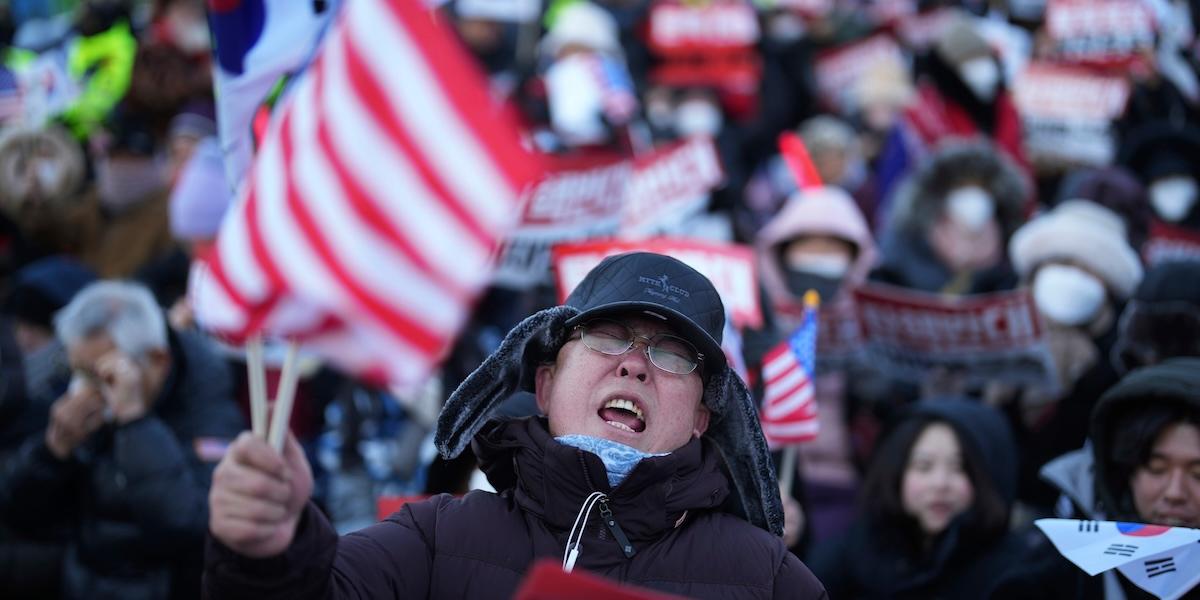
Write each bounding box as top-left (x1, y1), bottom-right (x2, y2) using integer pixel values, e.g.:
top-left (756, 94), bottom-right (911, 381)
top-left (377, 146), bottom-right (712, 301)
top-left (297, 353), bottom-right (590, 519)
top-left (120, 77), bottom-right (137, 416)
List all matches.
top-left (0, 0), bottom-right (1198, 598)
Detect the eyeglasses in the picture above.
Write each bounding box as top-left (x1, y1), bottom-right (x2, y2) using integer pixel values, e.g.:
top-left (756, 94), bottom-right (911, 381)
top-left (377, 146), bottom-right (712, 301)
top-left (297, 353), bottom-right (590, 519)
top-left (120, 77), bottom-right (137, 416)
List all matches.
top-left (572, 319), bottom-right (703, 375)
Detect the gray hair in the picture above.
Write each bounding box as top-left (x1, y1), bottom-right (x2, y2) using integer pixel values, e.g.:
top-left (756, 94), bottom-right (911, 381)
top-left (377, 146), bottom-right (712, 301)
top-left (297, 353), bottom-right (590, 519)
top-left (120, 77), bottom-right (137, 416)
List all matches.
top-left (54, 281), bottom-right (167, 359)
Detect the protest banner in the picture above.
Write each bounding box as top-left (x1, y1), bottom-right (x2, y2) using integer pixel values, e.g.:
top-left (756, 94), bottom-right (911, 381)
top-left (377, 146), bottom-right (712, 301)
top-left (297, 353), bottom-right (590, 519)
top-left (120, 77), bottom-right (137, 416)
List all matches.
top-left (814, 34), bottom-right (905, 113)
top-left (1012, 63), bottom-right (1131, 166)
top-left (1044, 0), bottom-right (1156, 67)
top-left (852, 283), bottom-right (1055, 386)
top-left (645, 0), bottom-right (762, 97)
top-left (1144, 221), bottom-right (1200, 267)
top-left (497, 138), bottom-right (724, 287)
top-left (553, 238), bottom-right (762, 329)
top-left (814, 299), bottom-right (865, 372)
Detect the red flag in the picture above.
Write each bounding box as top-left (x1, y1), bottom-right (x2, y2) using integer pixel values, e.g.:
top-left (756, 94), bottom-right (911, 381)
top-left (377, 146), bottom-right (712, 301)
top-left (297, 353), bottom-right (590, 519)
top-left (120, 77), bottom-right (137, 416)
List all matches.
top-left (191, 0), bottom-right (541, 387)
top-left (759, 291), bottom-right (820, 446)
top-left (778, 131), bottom-right (823, 190)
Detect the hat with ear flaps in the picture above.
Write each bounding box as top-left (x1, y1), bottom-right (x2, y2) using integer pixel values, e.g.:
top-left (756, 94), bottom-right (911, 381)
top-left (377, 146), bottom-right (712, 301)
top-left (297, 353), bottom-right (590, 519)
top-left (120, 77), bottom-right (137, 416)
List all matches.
top-left (435, 252), bottom-right (785, 537)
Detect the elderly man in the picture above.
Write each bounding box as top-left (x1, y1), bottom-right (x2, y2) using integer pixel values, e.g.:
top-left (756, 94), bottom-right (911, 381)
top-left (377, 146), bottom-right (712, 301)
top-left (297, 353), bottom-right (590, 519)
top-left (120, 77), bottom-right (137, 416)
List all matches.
top-left (205, 252), bottom-right (826, 598)
top-left (1, 281), bottom-right (244, 599)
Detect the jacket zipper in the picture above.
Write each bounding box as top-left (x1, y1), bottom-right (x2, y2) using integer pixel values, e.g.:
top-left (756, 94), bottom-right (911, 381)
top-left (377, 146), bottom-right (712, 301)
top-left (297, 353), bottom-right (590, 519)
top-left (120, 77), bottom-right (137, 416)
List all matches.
top-left (598, 498), bottom-right (636, 558)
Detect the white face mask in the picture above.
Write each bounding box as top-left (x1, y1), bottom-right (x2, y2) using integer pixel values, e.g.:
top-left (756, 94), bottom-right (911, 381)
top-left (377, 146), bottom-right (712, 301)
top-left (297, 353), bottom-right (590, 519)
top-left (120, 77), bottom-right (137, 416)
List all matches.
top-left (786, 253), bottom-right (852, 278)
top-left (945, 186), bottom-right (995, 231)
top-left (1033, 264), bottom-right (1107, 327)
top-left (1150, 176), bottom-right (1198, 222)
top-left (958, 57), bottom-right (1000, 101)
top-left (674, 99), bottom-right (723, 138)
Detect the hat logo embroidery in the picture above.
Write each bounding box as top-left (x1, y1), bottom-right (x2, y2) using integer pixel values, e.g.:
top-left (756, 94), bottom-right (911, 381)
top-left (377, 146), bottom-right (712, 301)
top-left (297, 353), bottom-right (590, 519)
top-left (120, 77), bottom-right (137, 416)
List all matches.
top-left (638, 274), bottom-right (690, 304)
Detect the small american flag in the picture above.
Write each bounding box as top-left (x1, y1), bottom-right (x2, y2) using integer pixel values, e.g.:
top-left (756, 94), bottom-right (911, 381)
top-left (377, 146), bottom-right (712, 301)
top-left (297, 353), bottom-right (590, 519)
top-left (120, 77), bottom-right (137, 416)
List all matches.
top-left (191, 0), bottom-right (540, 387)
top-left (759, 291), bottom-right (819, 446)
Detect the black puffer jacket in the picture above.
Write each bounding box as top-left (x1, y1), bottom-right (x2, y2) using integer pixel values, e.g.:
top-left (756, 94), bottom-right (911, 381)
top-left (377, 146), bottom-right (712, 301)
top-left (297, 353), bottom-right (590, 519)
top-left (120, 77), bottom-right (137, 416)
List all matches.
top-left (2, 330), bottom-right (244, 600)
top-left (204, 417), bottom-right (827, 599)
top-left (810, 400), bottom-right (1022, 599)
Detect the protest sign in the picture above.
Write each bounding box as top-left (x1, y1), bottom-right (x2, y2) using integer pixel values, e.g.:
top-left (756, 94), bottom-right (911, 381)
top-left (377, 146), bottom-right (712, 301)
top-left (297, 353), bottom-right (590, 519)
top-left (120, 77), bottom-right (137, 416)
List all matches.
top-left (852, 283), bottom-right (1055, 386)
top-left (1012, 63), bottom-right (1130, 166)
top-left (1144, 221), bottom-right (1200, 267)
top-left (814, 34), bottom-right (905, 113)
top-left (553, 239), bottom-right (762, 329)
top-left (646, 0), bottom-right (762, 94)
top-left (813, 300), bottom-right (865, 372)
top-left (1044, 0), bottom-right (1156, 67)
top-left (496, 139), bottom-right (724, 288)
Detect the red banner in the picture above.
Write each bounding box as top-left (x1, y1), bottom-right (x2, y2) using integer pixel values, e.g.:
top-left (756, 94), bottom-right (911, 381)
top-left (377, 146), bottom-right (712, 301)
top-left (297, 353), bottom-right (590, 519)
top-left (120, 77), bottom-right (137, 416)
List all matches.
top-left (1044, 0), bottom-right (1156, 67)
top-left (497, 139), bottom-right (724, 288)
top-left (1012, 62), bottom-right (1131, 166)
top-left (814, 34), bottom-right (905, 113)
top-left (852, 283), bottom-right (1055, 386)
top-left (553, 239), bottom-right (762, 329)
top-left (1144, 220), bottom-right (1200, 266)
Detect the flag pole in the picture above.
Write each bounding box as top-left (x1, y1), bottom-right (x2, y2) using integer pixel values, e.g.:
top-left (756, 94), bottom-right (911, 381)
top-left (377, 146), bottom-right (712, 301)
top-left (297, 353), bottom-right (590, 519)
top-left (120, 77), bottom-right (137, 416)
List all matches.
top-left (246, 335), bottom-right (268, 439)
top-left (779, 445), bottom-right (797, 495)
top-left (267, 342), bottom-right (301, 452)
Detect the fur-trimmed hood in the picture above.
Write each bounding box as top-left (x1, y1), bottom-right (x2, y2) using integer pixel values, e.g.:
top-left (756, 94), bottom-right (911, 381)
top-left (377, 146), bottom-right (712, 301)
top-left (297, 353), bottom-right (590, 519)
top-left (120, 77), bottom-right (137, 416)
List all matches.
top-left (885, 141), bottom-right (1028, 241)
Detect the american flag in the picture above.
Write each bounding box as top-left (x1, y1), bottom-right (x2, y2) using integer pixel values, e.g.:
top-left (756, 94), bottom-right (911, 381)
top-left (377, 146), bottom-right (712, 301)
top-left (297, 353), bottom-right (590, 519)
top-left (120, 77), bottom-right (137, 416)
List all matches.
top-left (191, 0), bottom-right (541, 387)
top-left (759, 293), bottom-right (819, 446)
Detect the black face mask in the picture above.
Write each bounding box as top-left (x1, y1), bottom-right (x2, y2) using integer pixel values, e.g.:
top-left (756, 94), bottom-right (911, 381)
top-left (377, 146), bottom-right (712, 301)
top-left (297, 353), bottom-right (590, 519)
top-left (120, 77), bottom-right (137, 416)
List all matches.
top-left (783, 269), bottom-right (842, 302)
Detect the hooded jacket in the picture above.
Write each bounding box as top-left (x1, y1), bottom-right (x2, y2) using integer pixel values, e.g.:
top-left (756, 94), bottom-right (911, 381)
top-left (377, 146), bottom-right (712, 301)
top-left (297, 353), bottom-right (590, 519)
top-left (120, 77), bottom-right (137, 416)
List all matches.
top-left (756, 186), bottom-right (879, 324)
top-left (810, 400), bottom-right (1022, 599)
top-left (992, 358), bottom-right (1200, 600)
top-left (874, 141), bottom-right (1027, 295)
top-left (204, 417), bottom-right (828, 599)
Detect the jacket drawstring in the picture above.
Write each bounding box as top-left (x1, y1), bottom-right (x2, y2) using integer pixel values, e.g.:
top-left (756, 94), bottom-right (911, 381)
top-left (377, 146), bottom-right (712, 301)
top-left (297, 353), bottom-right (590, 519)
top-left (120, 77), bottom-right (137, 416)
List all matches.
top-left (563, 492), bottom-right (606, 572)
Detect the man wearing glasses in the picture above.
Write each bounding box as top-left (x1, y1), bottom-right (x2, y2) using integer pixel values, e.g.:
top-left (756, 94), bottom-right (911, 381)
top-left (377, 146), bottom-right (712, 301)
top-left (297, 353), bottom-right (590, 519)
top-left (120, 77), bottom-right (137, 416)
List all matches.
top-left (205, 252), bottom-right (827, 599)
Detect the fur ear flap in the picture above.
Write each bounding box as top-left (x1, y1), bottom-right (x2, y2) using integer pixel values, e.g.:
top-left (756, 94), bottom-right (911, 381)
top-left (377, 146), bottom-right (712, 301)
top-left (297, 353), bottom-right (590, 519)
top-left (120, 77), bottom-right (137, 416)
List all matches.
top-left (706, 369), bottom-right (785, 537)
top-left (435, 306), bottom-right (578, 459)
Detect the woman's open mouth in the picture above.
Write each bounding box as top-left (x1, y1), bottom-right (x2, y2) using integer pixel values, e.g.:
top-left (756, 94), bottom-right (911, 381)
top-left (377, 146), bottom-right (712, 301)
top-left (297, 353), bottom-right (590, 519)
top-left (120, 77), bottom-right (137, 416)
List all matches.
top-left (598, 398), bottom-right (646, 433)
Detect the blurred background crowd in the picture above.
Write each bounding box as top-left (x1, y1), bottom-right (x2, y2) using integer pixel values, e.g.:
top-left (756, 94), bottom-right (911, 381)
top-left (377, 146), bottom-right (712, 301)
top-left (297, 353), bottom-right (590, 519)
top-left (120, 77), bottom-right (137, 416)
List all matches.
top-left (0, 0), bottom-right (1198, 598)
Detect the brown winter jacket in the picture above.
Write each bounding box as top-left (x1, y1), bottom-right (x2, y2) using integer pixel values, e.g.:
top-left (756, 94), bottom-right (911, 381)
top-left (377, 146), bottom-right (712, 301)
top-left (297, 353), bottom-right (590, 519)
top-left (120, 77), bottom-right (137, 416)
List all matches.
top-left (203, 417), bottom-right (827, 599)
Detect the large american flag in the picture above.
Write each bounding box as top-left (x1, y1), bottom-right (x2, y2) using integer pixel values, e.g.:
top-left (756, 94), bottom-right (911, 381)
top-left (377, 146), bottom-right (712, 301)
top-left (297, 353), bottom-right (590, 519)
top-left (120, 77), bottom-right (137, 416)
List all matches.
top-left (191, 0), bottom-right (541, 387)
top-left (759, 296), bottom-right (819, 446)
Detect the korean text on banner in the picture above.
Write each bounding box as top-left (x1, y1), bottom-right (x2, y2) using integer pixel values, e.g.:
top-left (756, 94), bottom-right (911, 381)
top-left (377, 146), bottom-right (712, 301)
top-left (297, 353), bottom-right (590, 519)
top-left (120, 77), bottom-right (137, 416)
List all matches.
top-left (1012, 63), bottom-right (1131, 167)
top-left (191, 0), bottom-right (541, 388)
top-left (852, 283), bottom-right (1055, 387)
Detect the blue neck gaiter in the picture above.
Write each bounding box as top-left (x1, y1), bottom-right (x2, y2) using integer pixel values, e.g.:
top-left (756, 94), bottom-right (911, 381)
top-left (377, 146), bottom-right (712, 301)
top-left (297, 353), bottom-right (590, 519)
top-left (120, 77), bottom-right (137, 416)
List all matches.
top-left (556, 434), bottom-right (669, 488)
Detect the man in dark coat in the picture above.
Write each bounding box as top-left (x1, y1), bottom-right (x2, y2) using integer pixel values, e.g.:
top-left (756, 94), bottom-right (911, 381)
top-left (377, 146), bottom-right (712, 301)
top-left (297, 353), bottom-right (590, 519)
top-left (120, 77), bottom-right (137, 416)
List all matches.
top-left (992, 358), bottom-right (1200, 599)
top-left (1, 280), bottom-right (245, 599)
top-left (204, 252), bottom-right (828, 598)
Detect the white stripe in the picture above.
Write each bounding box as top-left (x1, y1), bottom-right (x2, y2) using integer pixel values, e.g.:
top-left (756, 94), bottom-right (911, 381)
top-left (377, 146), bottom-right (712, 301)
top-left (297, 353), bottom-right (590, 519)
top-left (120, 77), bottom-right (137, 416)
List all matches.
top-left (319, 34), bottom-right (494, 293)
top-left (763, 420), bottom-right (820, 438)
top-left (215, 190), bottom-right (269, 303)
top-left (289, 58), bottom-right (465, 335)
top-left (350, 0), bottom-right (519, 231)
top-left (762, 348), bottom-right (797, 381)
top-left (189, 260), bottom-right (249, 332)
top-left (764, 382), bottom-right (813, 420)
top-left (765, 368), bottom-right (807, 402)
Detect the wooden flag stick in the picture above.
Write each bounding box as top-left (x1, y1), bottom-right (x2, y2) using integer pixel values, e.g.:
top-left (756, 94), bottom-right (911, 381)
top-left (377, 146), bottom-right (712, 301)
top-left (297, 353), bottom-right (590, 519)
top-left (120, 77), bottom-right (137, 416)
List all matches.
top-left (267, 342), bottom-right (301, 452)
top-left (779, 445), bottom-right (798, 496)
top-left (246, 336), bottom-right (268, 439)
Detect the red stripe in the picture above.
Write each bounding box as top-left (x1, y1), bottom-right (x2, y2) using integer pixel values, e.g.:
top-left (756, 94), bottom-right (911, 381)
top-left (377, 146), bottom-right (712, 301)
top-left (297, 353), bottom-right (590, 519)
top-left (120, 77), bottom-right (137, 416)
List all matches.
top-left (314, 35), bottom-right (472, 301)
top-left (764, 360), bottom-right (799, 388)
top-left (381, 0), bottom-right (539, 192)
top-left (340, 30), bottom-right (496, 251)
top-left (765, 378), bottom-right (811, 411)
top-left (277, 104), bottom-right (446, 357)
